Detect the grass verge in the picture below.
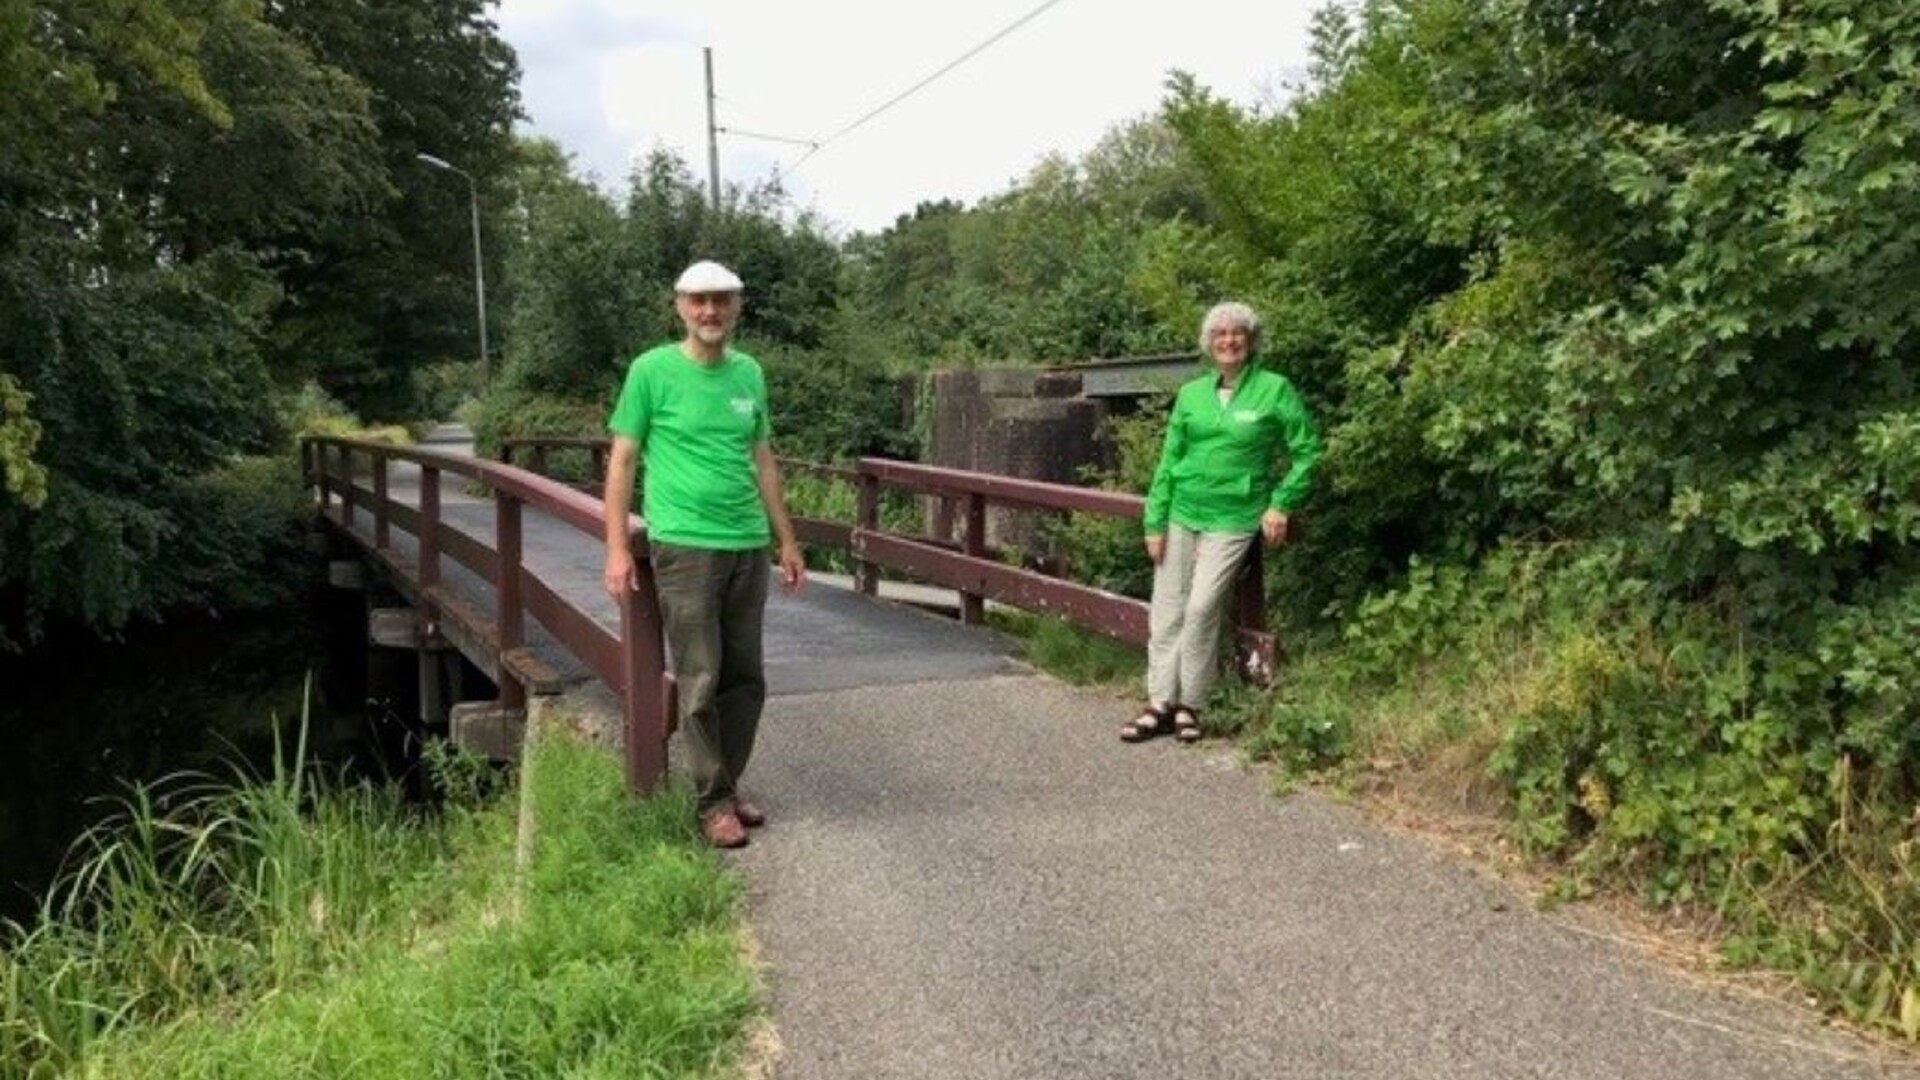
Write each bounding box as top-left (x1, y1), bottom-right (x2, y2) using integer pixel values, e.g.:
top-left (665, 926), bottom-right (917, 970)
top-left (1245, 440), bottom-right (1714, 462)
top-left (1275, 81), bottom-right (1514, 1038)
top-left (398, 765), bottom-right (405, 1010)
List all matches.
top-left (1228, 545), bottom-right (1920, 1044)
top-left (3, 727), bottom-right (755, 1078)
top-left (988, 610), bottom-right (1145, 689)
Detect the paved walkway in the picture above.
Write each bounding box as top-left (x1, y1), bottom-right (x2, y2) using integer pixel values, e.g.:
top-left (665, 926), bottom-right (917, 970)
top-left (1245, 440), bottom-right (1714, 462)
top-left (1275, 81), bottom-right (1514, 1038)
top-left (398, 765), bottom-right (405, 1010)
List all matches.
top-left (742, 662), bottom-right (1911, 1079)
top-left (349, 428), bottom-right (1915, 1079)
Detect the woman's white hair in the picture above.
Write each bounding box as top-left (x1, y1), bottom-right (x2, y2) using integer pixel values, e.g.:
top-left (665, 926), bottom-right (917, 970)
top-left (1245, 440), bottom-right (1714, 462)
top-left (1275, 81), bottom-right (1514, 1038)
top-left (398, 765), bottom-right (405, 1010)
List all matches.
top-left (1198, 301), bottom-right (1262, 354)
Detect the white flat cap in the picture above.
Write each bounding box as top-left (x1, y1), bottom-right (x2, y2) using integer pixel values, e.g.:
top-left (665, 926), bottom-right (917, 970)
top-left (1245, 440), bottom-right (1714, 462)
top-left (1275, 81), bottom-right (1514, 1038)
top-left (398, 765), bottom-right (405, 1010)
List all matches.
top-left (674, 260), bottom-right (744, 293)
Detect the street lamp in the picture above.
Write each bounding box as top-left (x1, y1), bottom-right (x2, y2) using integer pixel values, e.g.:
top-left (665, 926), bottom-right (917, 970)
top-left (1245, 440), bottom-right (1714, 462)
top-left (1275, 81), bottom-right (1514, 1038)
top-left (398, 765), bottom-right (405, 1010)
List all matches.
top-left (416, 152), bottom-right (490, 382)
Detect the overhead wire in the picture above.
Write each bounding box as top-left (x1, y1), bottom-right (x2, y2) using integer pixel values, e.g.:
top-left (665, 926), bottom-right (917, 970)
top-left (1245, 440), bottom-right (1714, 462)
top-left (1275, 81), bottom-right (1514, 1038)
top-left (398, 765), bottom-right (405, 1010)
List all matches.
top-left (776, 0), bottom-right (1074, 180)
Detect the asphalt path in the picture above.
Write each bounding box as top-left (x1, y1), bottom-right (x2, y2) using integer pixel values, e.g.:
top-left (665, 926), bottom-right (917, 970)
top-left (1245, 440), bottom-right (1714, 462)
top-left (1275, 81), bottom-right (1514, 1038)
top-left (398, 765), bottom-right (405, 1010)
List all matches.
top-left (740, 659), bottom-right (1912, 1079)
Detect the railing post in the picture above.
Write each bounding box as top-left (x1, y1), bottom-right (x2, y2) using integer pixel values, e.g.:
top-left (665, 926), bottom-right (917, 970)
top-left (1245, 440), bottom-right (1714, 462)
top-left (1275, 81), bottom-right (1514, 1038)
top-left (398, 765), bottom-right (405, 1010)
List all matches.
top-left (499, 440), bottom-right (515, 468)
top-left (933, 495), bottom-right (956, 546)
top-left (620, 528), bottom-right (670, 795)
top-left (420, 466), bottom-right (441, 588)
top-left (496, 495), bottom-right (526, 710)
top-left (591, 444), bottom-right (606, 487)
top-left (1234, 544), bottom-right (1273, 685)
top-left (317, 442), bottom-right (332, 513)
top-left (854, 469), bottom-right (880, 597)
top-left (961, 491), bottom-right (986, 625)
top-left (340, 446), bottom-right (356, 531)
top-left (531, 445), bottom-right (549, 477)
top-left (373, 453), bottom-right (390, 549)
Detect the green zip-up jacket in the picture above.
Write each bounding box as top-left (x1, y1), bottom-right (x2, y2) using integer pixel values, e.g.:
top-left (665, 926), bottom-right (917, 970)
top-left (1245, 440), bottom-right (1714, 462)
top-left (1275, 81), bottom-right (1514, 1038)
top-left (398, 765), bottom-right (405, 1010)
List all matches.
top-left (1143, 363), bottom-right (1322, 535)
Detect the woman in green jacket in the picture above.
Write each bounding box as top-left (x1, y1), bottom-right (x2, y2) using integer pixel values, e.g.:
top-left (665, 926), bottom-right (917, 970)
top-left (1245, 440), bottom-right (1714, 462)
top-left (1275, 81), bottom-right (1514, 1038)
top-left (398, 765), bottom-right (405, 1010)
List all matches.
top-left (1121, 302), bottom-right (1321, 743)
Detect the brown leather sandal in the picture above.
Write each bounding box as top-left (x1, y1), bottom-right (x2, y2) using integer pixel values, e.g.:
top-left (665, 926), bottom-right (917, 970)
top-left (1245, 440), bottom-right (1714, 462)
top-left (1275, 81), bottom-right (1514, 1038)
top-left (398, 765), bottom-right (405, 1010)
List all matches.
top-left (1120, 706), bottom-right (1172, 742)
top-left (1172, 706), bottom-right (1203, 743)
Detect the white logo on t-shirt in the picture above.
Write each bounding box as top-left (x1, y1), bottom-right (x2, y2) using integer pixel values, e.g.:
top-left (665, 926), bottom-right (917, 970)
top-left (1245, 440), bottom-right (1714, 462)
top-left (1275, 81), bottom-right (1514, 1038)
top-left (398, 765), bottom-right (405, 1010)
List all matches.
top-left (731, 398), bottom-right (755, 416)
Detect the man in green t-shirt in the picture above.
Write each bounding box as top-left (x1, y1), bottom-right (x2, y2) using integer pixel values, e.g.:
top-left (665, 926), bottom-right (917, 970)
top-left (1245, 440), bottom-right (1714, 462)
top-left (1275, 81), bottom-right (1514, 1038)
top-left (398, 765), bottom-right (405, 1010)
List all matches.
top-left (602, 260), bottom-right (806, 849)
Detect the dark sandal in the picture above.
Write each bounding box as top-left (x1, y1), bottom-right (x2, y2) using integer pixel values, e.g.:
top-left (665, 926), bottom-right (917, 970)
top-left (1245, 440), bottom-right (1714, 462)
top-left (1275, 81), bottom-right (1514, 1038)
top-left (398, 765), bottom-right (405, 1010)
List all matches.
top-left (1172, 707), bottom-right (1203, 743)
top-left (1120, 707), bottom-right (1171, 743)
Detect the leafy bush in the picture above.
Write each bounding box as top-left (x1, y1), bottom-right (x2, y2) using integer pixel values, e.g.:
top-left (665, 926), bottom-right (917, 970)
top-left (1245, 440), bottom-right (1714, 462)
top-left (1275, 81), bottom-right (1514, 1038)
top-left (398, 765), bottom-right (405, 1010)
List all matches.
top-left (463, 388), bottom-right (605, 464)
top-left (158, 456), bottom-right (313, 614)
top-left (284, 381), bottom-right (362, 441)
top-left (411, 359), bottom-right (483, 423)
top-left (1048, 397), bottom-right (1167, 601)
top-left (759, 345), bottom-right (917, 463)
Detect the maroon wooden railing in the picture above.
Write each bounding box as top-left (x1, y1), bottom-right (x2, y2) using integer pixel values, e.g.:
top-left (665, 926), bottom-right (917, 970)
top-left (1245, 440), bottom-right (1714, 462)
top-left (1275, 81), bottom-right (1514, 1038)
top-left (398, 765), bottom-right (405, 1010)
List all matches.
top-left (847, 458), bottom-right (1274, 679)
top-left (500, 435), bottom-right (610, 484)
top-left (499, 436), bottom-right (1275, 680)
top-left (301, 435), bottom-right (673, 795)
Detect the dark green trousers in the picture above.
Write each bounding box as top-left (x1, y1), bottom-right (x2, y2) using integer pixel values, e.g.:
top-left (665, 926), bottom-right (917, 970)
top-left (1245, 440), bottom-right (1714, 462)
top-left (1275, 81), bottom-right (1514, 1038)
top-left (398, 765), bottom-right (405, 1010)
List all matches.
top-left (650, 542), bottom-right (770, 812)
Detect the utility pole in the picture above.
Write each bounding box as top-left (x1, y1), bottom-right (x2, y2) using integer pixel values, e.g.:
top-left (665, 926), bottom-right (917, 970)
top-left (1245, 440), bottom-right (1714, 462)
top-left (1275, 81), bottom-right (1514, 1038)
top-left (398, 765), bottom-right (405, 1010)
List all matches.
top-left (704, 46), bottom-right (721, 211)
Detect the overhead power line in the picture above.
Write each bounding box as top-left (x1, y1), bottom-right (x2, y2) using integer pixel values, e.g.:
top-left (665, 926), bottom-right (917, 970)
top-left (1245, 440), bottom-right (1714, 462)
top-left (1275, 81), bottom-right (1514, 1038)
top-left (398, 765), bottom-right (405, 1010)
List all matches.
top-left (779, 0), bottom-right (1074, 177)
top-left (718, 127), bottom-right (821, 151)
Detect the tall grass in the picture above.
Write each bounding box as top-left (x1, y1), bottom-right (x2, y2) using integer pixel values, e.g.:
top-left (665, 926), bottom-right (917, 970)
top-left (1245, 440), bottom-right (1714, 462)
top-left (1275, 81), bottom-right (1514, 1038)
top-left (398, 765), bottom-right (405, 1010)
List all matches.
top-left (92, 733), bottom-right (755, 1078)
top-left (1, 697), bottom-right (467, 1077)
top-left (3, 705), bottom-right (756, 1077)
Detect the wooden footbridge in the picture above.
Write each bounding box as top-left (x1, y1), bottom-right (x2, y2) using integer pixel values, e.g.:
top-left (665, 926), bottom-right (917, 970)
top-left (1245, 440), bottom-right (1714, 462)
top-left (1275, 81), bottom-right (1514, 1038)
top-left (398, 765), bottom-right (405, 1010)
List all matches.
top-left (301, 427), bottom-right (1270, 789)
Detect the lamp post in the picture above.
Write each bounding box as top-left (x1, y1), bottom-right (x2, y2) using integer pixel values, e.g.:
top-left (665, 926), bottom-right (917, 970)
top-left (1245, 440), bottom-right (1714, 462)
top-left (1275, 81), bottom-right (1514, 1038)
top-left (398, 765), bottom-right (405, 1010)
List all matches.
top-left (416, 152), bottom-right (489, 381)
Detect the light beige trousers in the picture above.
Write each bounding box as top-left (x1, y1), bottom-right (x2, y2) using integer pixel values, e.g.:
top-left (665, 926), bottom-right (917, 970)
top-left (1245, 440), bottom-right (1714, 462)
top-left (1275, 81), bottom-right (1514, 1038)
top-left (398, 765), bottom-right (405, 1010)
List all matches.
top-left (1146, 524), bottom-right (1255, 710)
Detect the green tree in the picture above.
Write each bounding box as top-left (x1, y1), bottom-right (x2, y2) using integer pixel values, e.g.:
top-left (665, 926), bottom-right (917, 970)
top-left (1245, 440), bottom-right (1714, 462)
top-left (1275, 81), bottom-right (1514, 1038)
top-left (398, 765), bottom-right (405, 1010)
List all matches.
top-left (479, 146), bottom-right (848, 450)
top-left (265, 0), bottom-right (522, 419)
top-left (837, 118), bottom-right (1212, 367)
top-left (0, 0), bottom-right (524, 642)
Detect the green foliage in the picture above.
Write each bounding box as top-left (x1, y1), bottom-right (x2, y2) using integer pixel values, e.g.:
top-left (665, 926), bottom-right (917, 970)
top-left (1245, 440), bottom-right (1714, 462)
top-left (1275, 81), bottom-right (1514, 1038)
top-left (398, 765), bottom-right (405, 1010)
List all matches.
top-left (1049, 400), bottom-right (1171, 601)
top-left (413, 359), bottom-right (483, 423)
top-left (782, 471), bottom-right (927, 575)
top-left (1, 0), bottom-right (520, 642)
top-left (159, 457), bottom-right (314, 615)
top-left (0, 374), bottom-right (45, 510)
top-left (837, 118), bottom-right (1210, 365)
top-left (1239, 535), bottom-right (1920, 1034)
top-left (496, 144), bottom-right (645, 402)
top-left (464, 388), bottom-right (605, 464)
top-left (494, 144), bottom-right (847, 411)
top-left (1, 704), bottom-right (471, 1077)
top-left (990, 611), bottom-right (1145, 689)
top-left (263, 0), bottom-right (521, 420)
top-left (760, 346), bottom-right (917, 463)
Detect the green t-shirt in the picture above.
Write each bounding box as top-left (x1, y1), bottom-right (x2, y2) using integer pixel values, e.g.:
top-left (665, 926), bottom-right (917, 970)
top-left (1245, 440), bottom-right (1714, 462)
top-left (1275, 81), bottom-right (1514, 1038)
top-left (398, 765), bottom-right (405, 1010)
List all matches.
top-left (607, 343), bottom-right (771, 550)
top-left (1143, 363), bottom-right (1322, 535)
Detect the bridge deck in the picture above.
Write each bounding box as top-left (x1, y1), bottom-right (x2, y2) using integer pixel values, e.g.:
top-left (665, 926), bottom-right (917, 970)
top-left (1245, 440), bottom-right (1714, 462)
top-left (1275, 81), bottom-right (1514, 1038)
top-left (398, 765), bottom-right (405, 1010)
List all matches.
top-left (322, 428), bottom-right (1019, 698)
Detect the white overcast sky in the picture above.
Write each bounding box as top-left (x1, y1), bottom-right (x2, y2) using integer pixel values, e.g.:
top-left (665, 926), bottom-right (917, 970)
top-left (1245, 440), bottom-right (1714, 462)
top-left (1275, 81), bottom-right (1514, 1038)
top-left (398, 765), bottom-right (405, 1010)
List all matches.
top-left (494, 0), bottom-right (1322, 236)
